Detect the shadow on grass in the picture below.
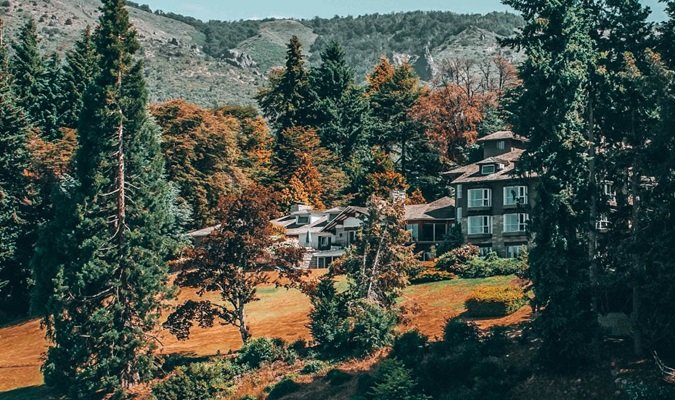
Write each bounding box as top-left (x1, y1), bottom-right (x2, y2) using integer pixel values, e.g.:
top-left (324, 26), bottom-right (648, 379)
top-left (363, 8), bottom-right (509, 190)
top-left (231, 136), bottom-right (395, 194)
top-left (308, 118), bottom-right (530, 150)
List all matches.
top-left (0, 385), bottom-right (54, 400)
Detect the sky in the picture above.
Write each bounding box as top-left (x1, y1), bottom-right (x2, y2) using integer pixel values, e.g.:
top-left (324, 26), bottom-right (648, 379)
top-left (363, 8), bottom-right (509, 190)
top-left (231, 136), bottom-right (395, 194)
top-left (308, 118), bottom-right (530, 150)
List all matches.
top-left (140, 0), bottom-right (667, 22)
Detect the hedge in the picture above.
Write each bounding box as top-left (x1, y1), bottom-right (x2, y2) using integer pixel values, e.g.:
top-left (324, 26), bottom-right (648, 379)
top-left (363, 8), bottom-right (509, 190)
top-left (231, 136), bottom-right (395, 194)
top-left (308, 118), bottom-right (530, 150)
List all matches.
top-left (464, 286), bottom-right (527, 317)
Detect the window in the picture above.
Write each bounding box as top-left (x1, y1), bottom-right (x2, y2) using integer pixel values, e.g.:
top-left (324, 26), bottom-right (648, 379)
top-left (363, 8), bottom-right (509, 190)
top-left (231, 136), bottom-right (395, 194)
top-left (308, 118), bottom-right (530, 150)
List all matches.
top-left (596, 215), bottom-right (610, 231)
top-left (497, 140), bottom-right (506, 150)
top-left (503, 186), bottom-right (528, 206)
top-left (348, 230), bottom-right (357, 244)
top-left (297, 215), bottom-right (310, 225)
top-left (434, 223), bottom-right (447, 242)
top-left (319, 236), bottom-right (332, 249)
top-left (468, 188), bottom-right (492, 208)
top-left (603, 182), bottom-right (616, 200)
top-left (406, 224), bottom-right (419, 241)
top-left (468, 215), bottom-right (492, 235)
top-left (506, 245), bottom-right (525, 259)
top-left (481, 164), bottom-right (496, 175)
top-left (456, 207), bottom-right (463, 221)
top-left (503, 213), bottom-right (528, 233)
top-left (421, 223), bottom-right (434, 242)
top-left (456, 184), bottom-right (462, 199)
top-left (479, 246), bottom-right (493, 257)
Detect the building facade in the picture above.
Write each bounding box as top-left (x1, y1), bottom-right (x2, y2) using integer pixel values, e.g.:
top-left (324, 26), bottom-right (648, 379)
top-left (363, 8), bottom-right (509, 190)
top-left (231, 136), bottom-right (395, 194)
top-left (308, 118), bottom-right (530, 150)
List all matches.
top-left (445, 131), bottom-right (534, 258)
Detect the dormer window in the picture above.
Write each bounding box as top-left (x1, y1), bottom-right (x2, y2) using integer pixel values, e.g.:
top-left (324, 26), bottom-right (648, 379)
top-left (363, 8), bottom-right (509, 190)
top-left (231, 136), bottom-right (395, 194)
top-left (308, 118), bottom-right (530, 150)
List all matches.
top-left (297, 215), bottom-right (310, 225)
top-left (481, 164), bottom-right (496, 175)
top-left (497, 140), bottom-right (506, 150)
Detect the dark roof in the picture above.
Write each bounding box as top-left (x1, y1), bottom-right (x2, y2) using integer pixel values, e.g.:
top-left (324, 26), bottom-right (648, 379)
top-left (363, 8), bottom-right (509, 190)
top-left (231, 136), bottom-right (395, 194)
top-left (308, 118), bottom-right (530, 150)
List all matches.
top-left (405, 197), bottom-right (455, 221)
top-left (445, 149), bottom-right (535, 184)
top-left (477, 157), bottom-right (510, 165)
top-left (476, 130), bottom-right (528, 143)
top-left (322, 206), bottom-right (369, 232)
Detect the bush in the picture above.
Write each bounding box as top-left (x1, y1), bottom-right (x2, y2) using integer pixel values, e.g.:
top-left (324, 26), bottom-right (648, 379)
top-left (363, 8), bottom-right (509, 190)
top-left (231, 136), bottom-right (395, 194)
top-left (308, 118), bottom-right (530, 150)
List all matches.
top-left (236, 337), bottom-right (294, 369)
top-left (464, 286), bottom-right (527, 317)
top-left (436, 245), bottom-right (479, 272)
top-left (392, 330), bottom-right (428, 368)
top-left (300, 360), bottom-right (328, 374)
top-left (368, 359), bottom-right (430, 400)
top-left (348, 300), bottom-right (397, 356)
top-left (409, 269), bottom-right (454, 284)
top-left (443, 318), bottom-right (480, 344)
top-left (308, 277), bottom-right (351, 354)
top-left (151, 360), bottom-right (235, 400)
top-left (460, 253), bottom-right (527, 278)
top-left (326, 369), bottom-right (352, 385)
top-left (267, 377), bottom-right (301, 400)
top-left (622, 380), bottom-right (675, 400)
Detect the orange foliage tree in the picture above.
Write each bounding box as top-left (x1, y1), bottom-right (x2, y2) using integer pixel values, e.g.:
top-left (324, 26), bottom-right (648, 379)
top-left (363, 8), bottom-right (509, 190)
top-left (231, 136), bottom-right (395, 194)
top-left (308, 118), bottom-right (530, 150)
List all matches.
top-left (282, 153), bottom-right (326, 209)
top-left (366, 55), bottom-right (396, 95)
top-left (411, 84), bottom-right (496, 163)
top-left (151, 100), bottom-right (247, 228)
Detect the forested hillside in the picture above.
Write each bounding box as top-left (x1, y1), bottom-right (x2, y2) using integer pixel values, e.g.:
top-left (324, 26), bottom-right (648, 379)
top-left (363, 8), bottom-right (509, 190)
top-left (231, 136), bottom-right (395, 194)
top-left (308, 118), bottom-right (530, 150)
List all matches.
top-left (0, 0), bottom-right (523, 105)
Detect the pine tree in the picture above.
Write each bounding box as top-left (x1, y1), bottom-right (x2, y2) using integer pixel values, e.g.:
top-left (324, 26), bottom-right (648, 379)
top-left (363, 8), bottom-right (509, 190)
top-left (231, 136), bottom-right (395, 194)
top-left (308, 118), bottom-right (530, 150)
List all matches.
top-left (34, 1), bottom-right (179, 397)
top-left (0, 17), bottom-right (34, 320)
top-left (34, 53), bottom-right (63, 140)
top-left (256, 35), bottom-right (313, 132)
top-left (366, 56), bottom-right (395, 95)
top-left (60, 26), bottom-right (98, 129)
top-left (10, 18), bottom-right (44, 124)
top-left (659, 1), bottom-right (675, 68)
top-left (504, 0), bottom-right (599, 369)
top-left (368, 63), bottom-right (444, 198)
top-left (311, 42), bottom-right (371, 160)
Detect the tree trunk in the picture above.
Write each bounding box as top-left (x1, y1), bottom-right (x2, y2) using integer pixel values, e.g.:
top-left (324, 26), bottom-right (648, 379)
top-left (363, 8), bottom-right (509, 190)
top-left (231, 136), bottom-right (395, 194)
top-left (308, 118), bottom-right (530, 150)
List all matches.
top-left (115, 69), bottom-right (126, 241)
top-left (587, 97), bottom-right (601, 358)
top-left (630, 111), bottom-right (644, 357)
top-left (237, 302), bottom-right (250, 344)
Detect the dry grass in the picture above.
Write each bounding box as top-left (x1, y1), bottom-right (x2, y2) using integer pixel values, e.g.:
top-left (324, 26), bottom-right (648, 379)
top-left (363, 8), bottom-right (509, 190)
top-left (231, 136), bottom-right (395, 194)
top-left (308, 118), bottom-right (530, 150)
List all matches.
top-left (0, 273), bottom-right (527, 396)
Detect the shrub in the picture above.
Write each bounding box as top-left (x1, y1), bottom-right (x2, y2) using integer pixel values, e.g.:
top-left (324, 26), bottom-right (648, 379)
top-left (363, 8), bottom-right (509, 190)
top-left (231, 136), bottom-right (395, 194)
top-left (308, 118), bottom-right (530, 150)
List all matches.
top-left (443, 318), bottom-right (479, 344)
top-left (151, 360), bottom-right (235, 400)
top-left (464, 286), bottom-right (527, 317)
top-left (267, 377), bottom-right (301, 400)
top-left (409, 269), bottom-right (454, 284)
top-left (622, 380), bottom-right (675, 400)
top-left (300, 360), bottom-right (328, 374)
top-left (436, 245), bottom-right (479, 272)
top-left (392, 330), bottom-right (428, 368)
top-left (482, 326), bottom-right (510, 356)
top-left (460, 253), bottom-right (527, 278)
top-left (326, 369), bottom-right (352, 385)
top-left (308, 277), bottom-right (351, 354)
top-left (368, 359), bottom-right (430, 400)
top-left (236, 337), bottom-right (294, 369)
top-left (348, 300), bottom-right (397, 356)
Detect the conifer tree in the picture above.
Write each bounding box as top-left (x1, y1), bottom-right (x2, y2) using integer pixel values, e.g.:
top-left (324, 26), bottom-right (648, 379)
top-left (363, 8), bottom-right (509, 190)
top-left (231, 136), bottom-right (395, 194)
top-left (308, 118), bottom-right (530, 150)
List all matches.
top-left (504, 0), bottom-right (599, 369)
top-left (0, 17), bottom-right (34, 320)
top-left (256, 35), bottom-right (313, 132)
top-left (10, 18), bottom-right (44, 124)
top-left (60, 26), bottom-right (98, 129)
top-left (311, 42), bottom-right (371, 160)
top-left (368, 63), bottom-right (444, 198)
top-left (34, 1), bottom-right (179, 397)
top-left (34, 53), bottom-right (63, 140)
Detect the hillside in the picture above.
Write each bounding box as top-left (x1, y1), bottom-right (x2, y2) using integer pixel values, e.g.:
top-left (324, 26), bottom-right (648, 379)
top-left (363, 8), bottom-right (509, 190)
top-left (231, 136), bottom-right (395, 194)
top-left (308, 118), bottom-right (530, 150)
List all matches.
top-left (0, 1), bottom-right (523, 106)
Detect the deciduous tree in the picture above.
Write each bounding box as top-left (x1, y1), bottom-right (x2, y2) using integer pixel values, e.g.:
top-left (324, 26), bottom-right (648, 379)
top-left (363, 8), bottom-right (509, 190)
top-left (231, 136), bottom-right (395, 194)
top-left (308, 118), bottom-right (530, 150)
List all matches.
top-left (165, 185), bottom-right (305, 344)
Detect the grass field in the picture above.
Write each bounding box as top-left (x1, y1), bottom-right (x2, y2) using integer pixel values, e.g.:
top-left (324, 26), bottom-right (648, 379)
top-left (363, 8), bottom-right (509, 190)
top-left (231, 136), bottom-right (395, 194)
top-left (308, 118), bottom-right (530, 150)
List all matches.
top-left (0, 274), bottom-right (528, 397)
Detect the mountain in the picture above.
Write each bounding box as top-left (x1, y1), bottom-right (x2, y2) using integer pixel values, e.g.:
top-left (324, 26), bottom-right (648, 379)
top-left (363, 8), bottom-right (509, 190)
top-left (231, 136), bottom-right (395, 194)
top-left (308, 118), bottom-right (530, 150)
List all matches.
top-left (0, 1), bottom-right (523, 107)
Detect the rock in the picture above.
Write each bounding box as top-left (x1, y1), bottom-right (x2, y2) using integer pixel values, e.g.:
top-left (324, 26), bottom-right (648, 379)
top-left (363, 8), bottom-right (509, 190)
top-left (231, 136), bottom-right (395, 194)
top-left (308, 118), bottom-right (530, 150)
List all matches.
top-left (223, 49), bottom-right (257, 69)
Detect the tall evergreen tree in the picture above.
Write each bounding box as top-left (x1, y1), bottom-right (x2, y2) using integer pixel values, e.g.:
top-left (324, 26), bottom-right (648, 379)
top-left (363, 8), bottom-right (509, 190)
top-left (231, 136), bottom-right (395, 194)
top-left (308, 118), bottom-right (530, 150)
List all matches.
top-left (0, 17), bottom-right (34, 320)
top-left (60, 26), bottom-right (98, 129)
top-left (256, 35), bottom-right (313, 132)
top-left (368, 63), bottom-right (444, 198)
top-left (10, 18), bottom-right (44, 124)
top-left (33, 1), bottom-right (179, 397)
top-left (311, 42), bottom-right (371, 160)
top-left (504, 0), bottom-right (599, 369)
top-left (34, 53), bottom-right (63, 140)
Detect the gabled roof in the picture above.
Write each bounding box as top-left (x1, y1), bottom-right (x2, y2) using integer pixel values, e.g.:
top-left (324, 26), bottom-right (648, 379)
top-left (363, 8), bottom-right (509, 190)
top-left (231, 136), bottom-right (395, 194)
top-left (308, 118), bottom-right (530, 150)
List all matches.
top-left (405, 196), bottom-right (455, 221)
top-left (322, 206), bottom-right (369, 232)
top-left (444, 149), bottom-right (535, 184)
top-left (477, 157), bottom-right (510, 165)
top-left (476, 130), bottom-right (528, 143)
